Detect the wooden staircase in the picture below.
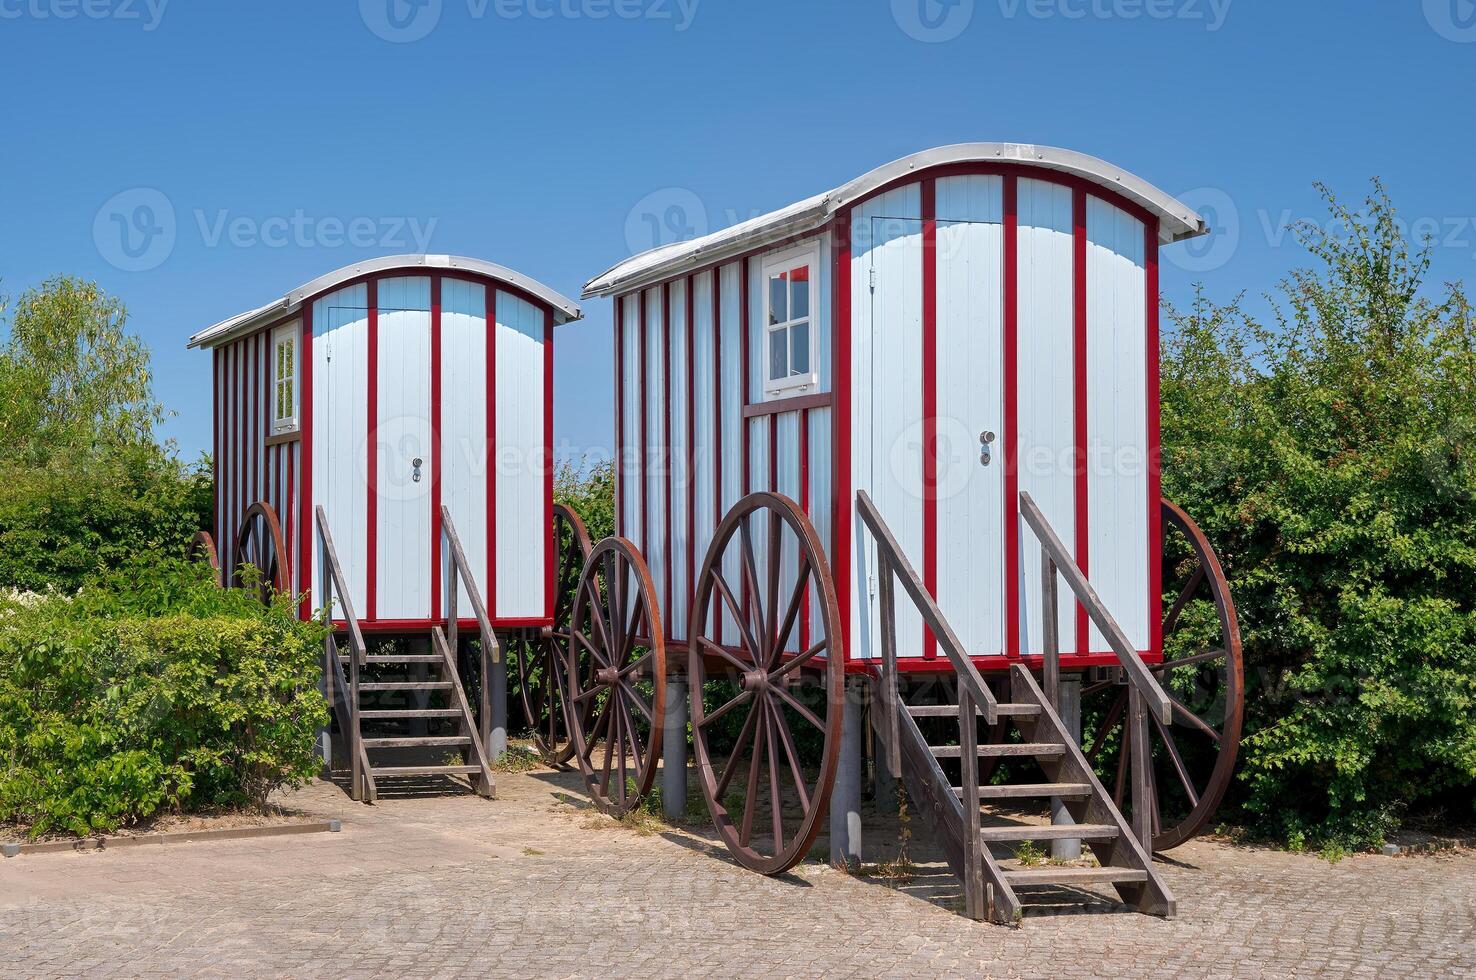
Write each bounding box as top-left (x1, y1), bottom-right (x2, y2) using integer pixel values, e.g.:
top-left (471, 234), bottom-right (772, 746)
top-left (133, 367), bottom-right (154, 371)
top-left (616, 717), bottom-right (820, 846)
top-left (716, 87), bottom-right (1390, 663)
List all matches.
top-left (317, 506), bottom-right (497, 803)
top-left (857, 491), bottom-right (1175, 924)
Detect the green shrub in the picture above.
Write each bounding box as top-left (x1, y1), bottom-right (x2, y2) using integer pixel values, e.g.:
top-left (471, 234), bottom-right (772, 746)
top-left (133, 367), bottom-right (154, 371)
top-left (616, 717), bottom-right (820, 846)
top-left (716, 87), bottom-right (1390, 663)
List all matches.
top-left (0, 557), bottom-right (327, 837)
top-left (0, 446), bottom-right (211, 593)
top-left (1161, 180), bottom-right (1476, 849)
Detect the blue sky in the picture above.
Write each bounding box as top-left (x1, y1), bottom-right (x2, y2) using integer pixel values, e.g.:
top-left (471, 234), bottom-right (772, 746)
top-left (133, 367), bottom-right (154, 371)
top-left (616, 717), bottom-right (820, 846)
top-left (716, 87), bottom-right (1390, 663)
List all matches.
top-left (1, 0), bottom-right (1473, 462)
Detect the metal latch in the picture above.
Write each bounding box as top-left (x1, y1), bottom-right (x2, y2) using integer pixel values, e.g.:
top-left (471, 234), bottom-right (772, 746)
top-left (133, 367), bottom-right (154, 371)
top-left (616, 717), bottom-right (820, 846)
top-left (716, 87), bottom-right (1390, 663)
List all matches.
top-left (412, 457), bottom-right (423, 483)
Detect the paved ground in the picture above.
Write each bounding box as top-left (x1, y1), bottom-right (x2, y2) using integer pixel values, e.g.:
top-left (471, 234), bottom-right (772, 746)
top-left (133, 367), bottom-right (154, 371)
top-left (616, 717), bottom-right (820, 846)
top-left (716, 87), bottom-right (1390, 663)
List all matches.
top-left (2, 762), bottom-right (1474, 979)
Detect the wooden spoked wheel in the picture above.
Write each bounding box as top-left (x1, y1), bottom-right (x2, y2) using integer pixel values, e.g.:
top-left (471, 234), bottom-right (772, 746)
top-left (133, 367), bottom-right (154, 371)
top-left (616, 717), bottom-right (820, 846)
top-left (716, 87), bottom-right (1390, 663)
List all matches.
top-left (187, 530), bottom-right (221, 587)
top-left (514, 503), bottom-right (592, 763)
top-left (565, 537), bottom-right (666, 816)
top-left (689, 492), bottom-right (844, 876)
top-left (233, 501), bottom-right (290, 603)
top-left (1084, 498), bottom-right (1245, 851)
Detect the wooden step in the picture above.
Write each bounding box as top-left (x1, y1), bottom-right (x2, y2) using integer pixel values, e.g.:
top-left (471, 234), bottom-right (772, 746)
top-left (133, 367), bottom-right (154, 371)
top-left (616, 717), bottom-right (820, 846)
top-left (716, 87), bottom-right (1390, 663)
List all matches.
top-left (359, 681), bottom-right (453, 692)
top-left (930, 743), bottom-right (1064, 759)
top-left (341, 654), bottom-right (443, 664)
top-left (369, 765), bottom-right (482, 776)
top-left (362, 736), bottom-right (472, 749)
top-left (906, 703), bottom-right (1041, 718)
top-left (957, 782), bottom-right (1093, 800)
top-left (1002, 867), bottom-right (1148, 887)
top-left (977, 824), bottom-right (1118, 843)
top-left (360, 709), bottom-right (462, 719)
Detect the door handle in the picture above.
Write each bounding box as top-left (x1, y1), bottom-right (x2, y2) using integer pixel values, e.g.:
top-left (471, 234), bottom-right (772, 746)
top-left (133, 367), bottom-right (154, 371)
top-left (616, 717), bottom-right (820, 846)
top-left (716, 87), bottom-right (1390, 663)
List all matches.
top-left (979, 431), bottom-right (995, 467)
top-left (412, 457), bottom-right (423, 483)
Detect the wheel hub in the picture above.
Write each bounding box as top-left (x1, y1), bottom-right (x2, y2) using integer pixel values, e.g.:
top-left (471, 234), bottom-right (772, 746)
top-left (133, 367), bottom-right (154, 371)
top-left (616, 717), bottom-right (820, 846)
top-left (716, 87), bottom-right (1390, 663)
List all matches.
top-left (739, 669), bottom-right (769, 692)
top-left (596, 666), bottom-right (621, 686)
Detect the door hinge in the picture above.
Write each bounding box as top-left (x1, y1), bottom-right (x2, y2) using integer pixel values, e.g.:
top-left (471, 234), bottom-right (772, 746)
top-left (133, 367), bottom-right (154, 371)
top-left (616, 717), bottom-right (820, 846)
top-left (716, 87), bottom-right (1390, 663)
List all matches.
top-left (868, 572), bottom-right (878, 598)
top-left (869, 268), bottom-right (877, 290)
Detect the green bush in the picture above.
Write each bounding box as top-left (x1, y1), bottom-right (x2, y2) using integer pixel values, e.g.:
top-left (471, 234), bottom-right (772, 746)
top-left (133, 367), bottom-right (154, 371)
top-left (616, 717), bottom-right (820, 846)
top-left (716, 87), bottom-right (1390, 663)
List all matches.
top-left (0, 447), bottom-right (211, 592)
top-left (1161, 181), bottom-right (1476, 849)
top-left (0, 557), bottom-right (327, 837)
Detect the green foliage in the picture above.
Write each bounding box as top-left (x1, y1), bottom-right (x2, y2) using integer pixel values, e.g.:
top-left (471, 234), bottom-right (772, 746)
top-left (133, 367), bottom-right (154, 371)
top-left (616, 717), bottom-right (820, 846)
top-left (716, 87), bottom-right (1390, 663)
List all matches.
top-left (1161, 180), bottom-right (1476, 850)
top-left (555, 456), bottom-right (615, 543)
top-left (0, 557), bottom-right (327, 837)
top-left (0, 277), bottom-right (208, 591)
top-left (0, 447), bottom-right (211, 592)
top-left (0, 276), bottom-right (161, 460)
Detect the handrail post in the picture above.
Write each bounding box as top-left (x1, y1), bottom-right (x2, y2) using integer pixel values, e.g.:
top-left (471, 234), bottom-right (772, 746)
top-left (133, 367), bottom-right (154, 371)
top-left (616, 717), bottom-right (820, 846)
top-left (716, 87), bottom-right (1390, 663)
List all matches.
top-left (877, 554), bottom-right (901, 780)
top-left (1129, 685), bottom-right (1154, 851)
top-left (958, 687), bottom-right (985, 921)
top-left (1040, 545), bottom-right (1060, 713)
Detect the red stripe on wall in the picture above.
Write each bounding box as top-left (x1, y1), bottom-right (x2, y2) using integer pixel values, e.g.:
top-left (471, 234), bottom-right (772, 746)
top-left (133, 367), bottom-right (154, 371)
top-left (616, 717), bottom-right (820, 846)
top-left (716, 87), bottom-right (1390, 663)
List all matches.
top-left (544, 307), bottom-right (555, 622)
top-left (366, 279), bottom-right (379, 622)
top-left (832, 215), bottom-right (852, 664)
top-left (921, 178), bottom-right (938, 661)
top-left (662, 284), bottom-right (673, 638)
top-left (1146, 225), bottom-right (1163, 657)
top-left (299, 306), bottom-right (314, 620)
top-left (614, 295), bottom-right (625, 540)
top-left (684, 275), bottom-right (696, 644)
top-left (1003, 176), bottom-right (1021, 660)
top-left (430, 274), bottom-right (443, 620)
top-left (1073, 188), bottom-right (1090, 657)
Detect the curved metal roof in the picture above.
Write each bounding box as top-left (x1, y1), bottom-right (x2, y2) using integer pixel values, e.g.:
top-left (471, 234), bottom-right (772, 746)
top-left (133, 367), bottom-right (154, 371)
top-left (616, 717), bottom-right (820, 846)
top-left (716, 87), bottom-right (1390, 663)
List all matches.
top-left (583, 143), bottom-right (1209, 299)
top-left (189, 254), bottom-right (582, 349)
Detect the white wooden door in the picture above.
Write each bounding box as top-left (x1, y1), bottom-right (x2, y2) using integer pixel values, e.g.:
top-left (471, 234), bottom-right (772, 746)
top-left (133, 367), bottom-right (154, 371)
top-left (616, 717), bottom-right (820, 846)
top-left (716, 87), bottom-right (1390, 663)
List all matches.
top-left (374, 276), bottom-right (433, 620)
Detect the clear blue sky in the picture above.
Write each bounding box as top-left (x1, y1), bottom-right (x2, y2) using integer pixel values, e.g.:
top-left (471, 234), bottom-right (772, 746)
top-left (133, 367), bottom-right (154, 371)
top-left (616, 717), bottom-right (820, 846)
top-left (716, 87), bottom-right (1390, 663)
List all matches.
top-left (1, 0), bottom-right (1472, 462)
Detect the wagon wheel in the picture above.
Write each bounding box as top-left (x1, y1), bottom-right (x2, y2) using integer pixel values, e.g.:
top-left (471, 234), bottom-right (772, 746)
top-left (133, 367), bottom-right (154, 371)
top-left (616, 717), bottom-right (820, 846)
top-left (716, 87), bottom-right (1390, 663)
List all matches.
top-left (233, 501), bottom-right (290, 603)
top-left (514, 504), bottom-right (592, 763)
top-left (565, 537), bottom-right (666, 816)
top-left (690, 492), bottom-right (844, 876)
top-left (1083, 498), bottom-right (1244, 851)
top-left (187, 530), bottom-right (221, 588)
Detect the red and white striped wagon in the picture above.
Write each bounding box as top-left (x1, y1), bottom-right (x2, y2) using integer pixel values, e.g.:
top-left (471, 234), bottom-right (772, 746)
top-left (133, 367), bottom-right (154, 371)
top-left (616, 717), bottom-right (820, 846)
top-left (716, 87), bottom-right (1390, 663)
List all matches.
top-left (554, 144), bottom-right (1245, 923)
top-left (191, 254), bottom-right (581, 800)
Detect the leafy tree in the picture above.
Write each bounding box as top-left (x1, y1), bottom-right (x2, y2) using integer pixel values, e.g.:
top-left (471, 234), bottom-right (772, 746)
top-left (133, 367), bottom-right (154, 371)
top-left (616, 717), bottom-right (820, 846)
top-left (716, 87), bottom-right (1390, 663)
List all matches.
top-left (0, 276), bottom-right (161, 461)
top-left (0, 277), bottom-right (208, 589)
top-left (1161, 180), bottom-right (1476, 849)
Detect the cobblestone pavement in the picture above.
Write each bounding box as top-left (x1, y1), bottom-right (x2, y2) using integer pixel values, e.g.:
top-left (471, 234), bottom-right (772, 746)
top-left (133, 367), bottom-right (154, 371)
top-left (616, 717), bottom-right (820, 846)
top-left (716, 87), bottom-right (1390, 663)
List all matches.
top-left (2, 764), bottom-right (1473, 978)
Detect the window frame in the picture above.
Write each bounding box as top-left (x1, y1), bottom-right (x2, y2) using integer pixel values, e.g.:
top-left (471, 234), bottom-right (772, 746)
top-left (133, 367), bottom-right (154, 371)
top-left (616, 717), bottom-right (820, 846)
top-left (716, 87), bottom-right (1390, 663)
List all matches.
top-left (269, 321), bottom-right (299, 436)
top-left (760, 243), bottom-right (821, 398)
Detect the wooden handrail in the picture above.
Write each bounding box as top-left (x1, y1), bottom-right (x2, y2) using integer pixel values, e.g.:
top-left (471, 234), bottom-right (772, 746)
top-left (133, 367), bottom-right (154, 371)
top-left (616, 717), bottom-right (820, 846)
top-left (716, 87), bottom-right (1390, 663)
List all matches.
top-left (315, 506), bottom-right (368, 801)
top-left (440, 506), bottom-right (501, 763)
top-left (1018, 491), bottom-right (1172, 725)
top-left (855, 490), bottom-right (1000, 726)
